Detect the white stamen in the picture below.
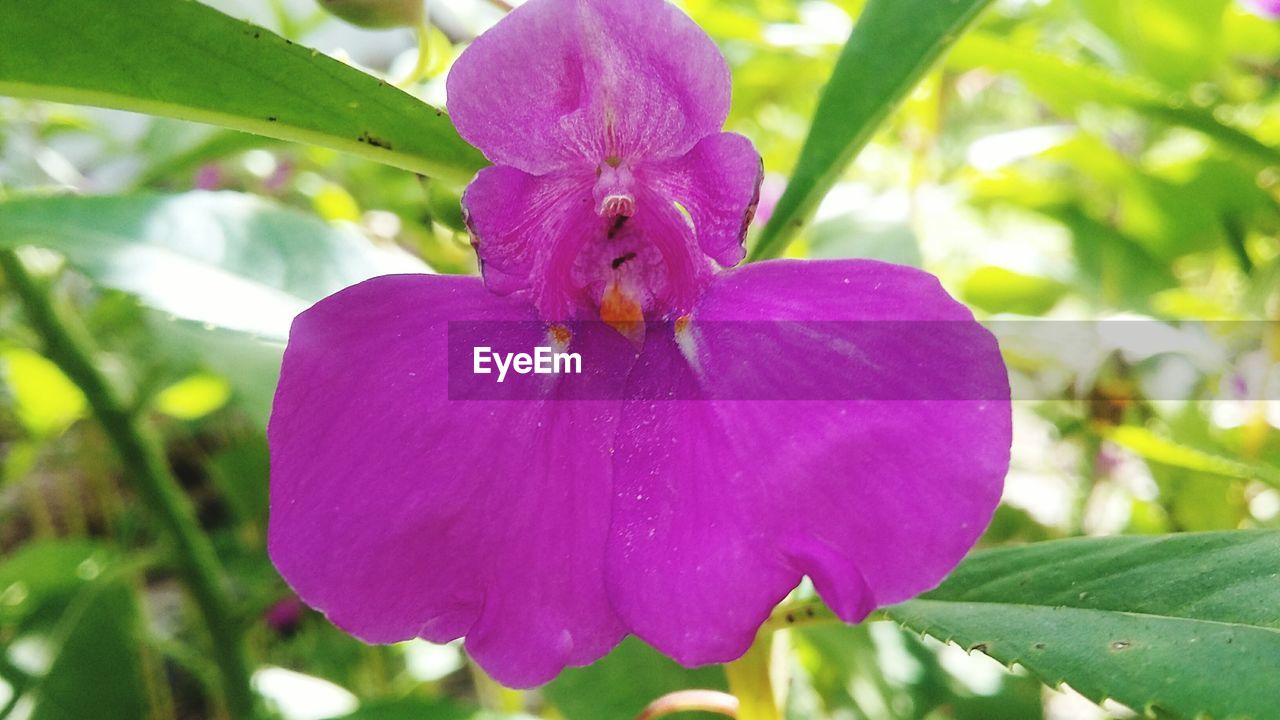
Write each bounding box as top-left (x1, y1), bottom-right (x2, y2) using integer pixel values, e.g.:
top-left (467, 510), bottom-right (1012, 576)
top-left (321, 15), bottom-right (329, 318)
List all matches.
top-left (600, 193), bottom-right (636, 218)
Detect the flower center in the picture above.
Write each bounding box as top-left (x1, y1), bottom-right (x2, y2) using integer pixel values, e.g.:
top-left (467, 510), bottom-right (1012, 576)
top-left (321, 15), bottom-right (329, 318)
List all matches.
top-left (594, 163), bottom-right (636, 219)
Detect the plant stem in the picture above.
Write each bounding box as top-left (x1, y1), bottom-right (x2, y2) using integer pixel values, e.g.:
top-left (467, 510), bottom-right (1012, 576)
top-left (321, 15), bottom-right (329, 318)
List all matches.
top-left (397, 14), bottom-right (435, 88)
top-left (0, 251), bottom-right (256, 719)
top-left (760, 598), bottom-right (839, 633)
top-left (723, 633), bottom-right (781, 720)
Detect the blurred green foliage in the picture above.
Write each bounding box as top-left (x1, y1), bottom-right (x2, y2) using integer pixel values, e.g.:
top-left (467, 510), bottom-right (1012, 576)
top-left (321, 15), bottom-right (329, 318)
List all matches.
top-left (0, 0), bottom-right (1278, 718)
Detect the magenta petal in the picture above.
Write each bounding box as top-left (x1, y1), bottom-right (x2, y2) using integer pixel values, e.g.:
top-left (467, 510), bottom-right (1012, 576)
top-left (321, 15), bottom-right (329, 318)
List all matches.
top-left (645, 133), bottom-right (763, 268)
top-left (604, 260), bottom-right (1011, 665)
top-left (1243, 0), bottom-right (1280, 18)
top-left (268, 275), bottom-right (631, 687)
top-left (462, 165), bottom-right (598, 318)
top-left (447, 0), bottom-right (731, 174)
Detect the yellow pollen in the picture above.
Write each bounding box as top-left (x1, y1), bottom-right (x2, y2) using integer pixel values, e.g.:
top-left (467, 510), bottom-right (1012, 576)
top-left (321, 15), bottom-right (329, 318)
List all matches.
top-left (601, 280), bottom-right (645, 345)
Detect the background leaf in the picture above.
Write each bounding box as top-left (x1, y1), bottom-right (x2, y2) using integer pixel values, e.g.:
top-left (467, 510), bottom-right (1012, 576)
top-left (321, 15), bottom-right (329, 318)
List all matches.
top-left (544, 638), bottom-right (727, 720)
top-left (887, 531), bottom-right (1280, 719)
top-left (0, 191), bottom-right (426, 340)
top-left (29, 580), bottom-right (148, 720)
top-left (0, 0), bottom-right (486, 185)
top-left (948, 33), bottom-right (1280, 168)
top-left (749, 0), bottom-right (995, 260)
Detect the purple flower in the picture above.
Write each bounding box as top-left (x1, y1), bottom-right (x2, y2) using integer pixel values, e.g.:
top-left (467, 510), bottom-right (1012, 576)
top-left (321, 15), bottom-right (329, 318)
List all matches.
top-left (268, 0), bottom-right (1011, 689)
top-left (264, 595), bottom-right (305, 634)
top-left (1242, 0), bottom-right (1280, 18)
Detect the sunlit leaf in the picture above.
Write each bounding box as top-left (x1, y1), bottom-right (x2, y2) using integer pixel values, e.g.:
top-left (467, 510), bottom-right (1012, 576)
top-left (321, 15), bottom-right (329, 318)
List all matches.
top-left (1103, 425), bottom-right (1280, 490)
top-left (0, 348), bottom-right (87, 437)
top-left (962, 266), bottom-right (1067, 316)
top-left (0, 191), bottom-right (426, 340)
top-left (948, 33), bottom-right (1280, 168)
top-left (0, 0), bottom-right (486, 185)
top-left (750, 0), bottom-right (995, 260)
top-left (1075, 0), bottom-right (1231, 90)
top-left (153, 373), bottom-right (232, 421)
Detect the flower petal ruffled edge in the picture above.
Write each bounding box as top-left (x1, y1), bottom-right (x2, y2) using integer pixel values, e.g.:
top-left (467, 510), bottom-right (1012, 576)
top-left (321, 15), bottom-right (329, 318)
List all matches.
top-left (603, 259), bottom-right (1012, 665)
top-left (446, 0), bottom-right (731, 174)
top-left (268, 274), bottom-right (632, 687)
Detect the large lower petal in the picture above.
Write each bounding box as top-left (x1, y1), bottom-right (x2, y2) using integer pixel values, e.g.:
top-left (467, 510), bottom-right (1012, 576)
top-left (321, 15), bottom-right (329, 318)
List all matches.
top-left (268, 275), bottom-right (633, 687)
top-left (604, 260), bottom-right (1011, 665)
top-left (446, 0), bottom-right (730, 174)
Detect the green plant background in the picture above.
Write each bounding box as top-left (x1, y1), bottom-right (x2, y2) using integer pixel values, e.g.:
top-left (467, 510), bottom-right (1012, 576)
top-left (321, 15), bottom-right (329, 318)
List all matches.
top-left (0, 0), bottom-right (1278, 718)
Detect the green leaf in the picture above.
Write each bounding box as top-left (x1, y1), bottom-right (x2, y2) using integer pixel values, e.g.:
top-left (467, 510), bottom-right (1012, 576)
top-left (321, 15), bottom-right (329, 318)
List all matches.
top-left (324, 698), bottom-right (523, 720)
top-left (807, 214), bottom-right (922, 268)
top-left (545, 637), bottom-right (727, 720)
top-left (962, 266), bottom-right (1067, 316)
top-left (0, 0), bottom-right (486, 185)
top-left (206, 434), bottom-right (271, 522)
top-left (31, 581), bottom-right (149, 720)
top-left (0, 347), bottom-right (87, 437)
top-left (0, 541), bottom-right (108, 632)
top-left (749, 0), bottom-right (995, 261)
top-left (0, 191), bottom-right (427, 340)
top-left (146, 315), bottom-right (284, 427)
top-left (137, 125), bottom-right (280, 188)
top-left (153, 372), bottom-right (232, 420)
top-left (886, 531), bottom-right (1280, 719)
top-left (947, 33), bottom-right (1280, 168)
top-left (1074, 0), bottom-right (1231, 90)
top-left (1103, 425), bottom-right (1280, 490)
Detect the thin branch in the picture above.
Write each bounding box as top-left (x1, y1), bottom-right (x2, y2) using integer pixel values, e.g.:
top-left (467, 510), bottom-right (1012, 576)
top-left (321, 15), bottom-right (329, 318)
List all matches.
top-left (0, 251), bottom-right (256, 719)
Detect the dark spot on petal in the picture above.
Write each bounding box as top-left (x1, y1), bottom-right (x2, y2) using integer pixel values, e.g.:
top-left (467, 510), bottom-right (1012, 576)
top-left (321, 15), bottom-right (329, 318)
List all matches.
top-left (805, 607), bottom-right (816, 618)
top-left (608, 215), bottom-right (629, 239)
top-left (611, 252), bottom-right (637, 270)
top-left (267, 116), bottom-right (278, 122)
top-left (1033, 643), bottom-right (1046, 650)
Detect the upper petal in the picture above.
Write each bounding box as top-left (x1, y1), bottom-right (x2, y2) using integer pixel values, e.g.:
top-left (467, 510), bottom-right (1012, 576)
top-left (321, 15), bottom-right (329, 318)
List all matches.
top-left (446, 0), bottom-right (731, 174)
top-left (268, 274), bottom-right (633, 687)
top-left (604, 260), bottom-right (1011, 665)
